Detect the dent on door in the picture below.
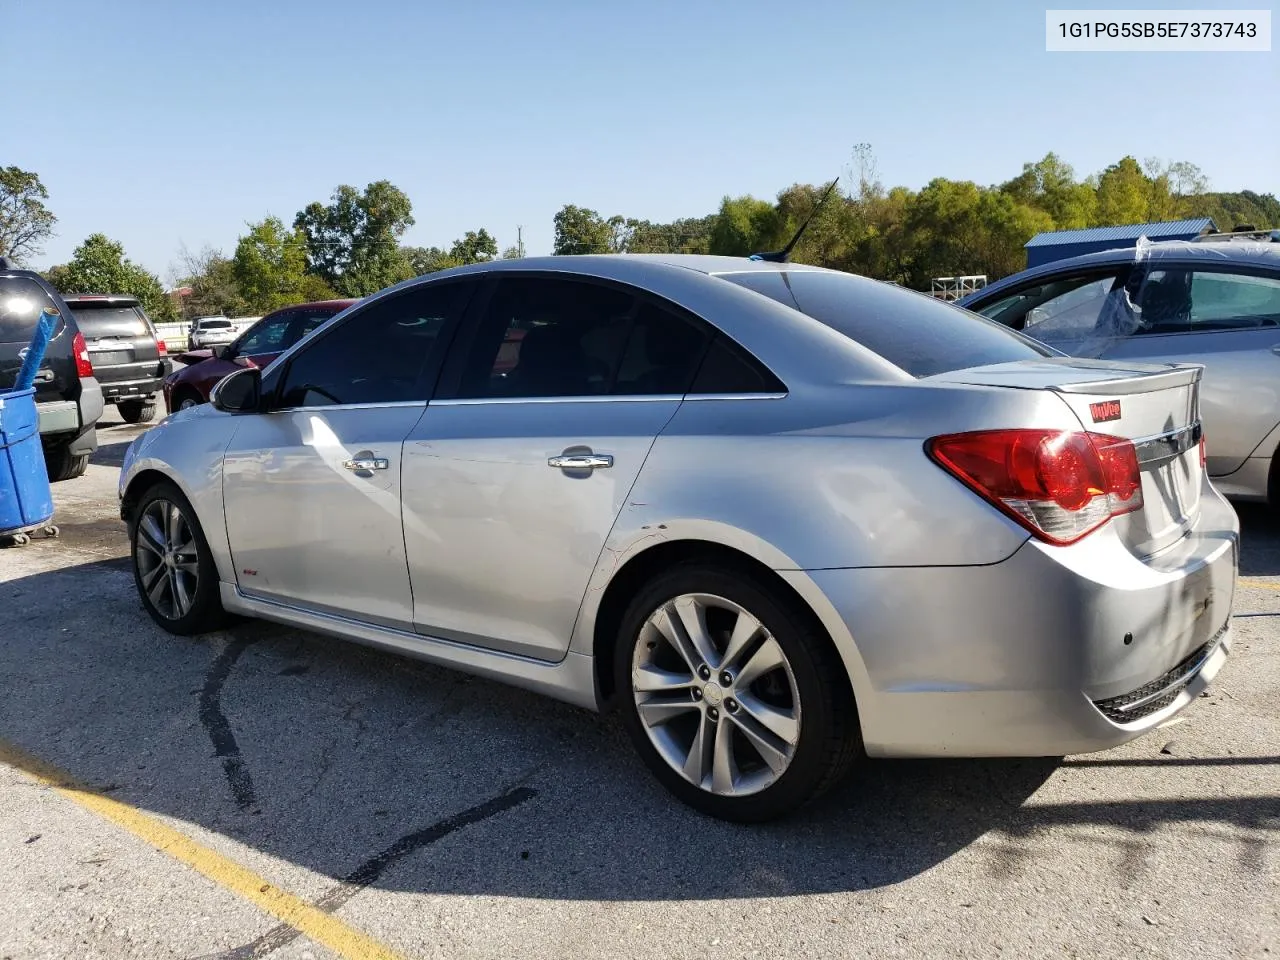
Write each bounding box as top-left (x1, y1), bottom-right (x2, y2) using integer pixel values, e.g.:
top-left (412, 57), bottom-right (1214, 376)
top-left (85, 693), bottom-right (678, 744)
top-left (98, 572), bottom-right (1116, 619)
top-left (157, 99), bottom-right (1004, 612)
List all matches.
top-left (222, 407), bottom-right (422, 627)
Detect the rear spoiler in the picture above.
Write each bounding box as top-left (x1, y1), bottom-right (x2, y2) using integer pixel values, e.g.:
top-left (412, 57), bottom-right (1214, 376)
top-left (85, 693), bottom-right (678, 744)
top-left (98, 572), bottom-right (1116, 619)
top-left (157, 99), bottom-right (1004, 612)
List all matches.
top-left (1051, 364), bottom-right (1202, 395)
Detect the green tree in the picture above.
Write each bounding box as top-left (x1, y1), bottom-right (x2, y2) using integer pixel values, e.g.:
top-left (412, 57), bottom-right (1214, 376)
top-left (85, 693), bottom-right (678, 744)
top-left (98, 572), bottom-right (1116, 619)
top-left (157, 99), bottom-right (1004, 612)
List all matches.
top-left (50, 233), bottom-right (176, 321)
top-left (553, 205), bottom-right (614, 255)
top-left (232, 217), bottom-right (337, 313)
top-left (904, 179), bottom-right (1051, 285)
top-left (294, 181), bottom-right (415, 296)
top-left (999, 153), bottom-right (1096, 230)
top-left (448, 228), bottom-right (498, 264)
top-left (1183, 190), bottom-right (1279, 231)
top-left (708, 196), bottom-right (777, 256)
top-left (0, 166), bottom-right (57, 263)
top-left (626, 216), bottom-right (714, 254)
top-left (1094, 156), bottom-right (1152, 226)
top-left (173, 244), bottom-right (248, 320)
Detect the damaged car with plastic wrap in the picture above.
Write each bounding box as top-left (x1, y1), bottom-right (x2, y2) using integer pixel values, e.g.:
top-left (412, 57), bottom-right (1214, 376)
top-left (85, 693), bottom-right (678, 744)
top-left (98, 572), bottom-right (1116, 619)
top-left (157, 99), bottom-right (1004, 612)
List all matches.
top-left (117, 250), bottom-right (1239, 822)
top-left (961, 237), bottom-right (1280, 508)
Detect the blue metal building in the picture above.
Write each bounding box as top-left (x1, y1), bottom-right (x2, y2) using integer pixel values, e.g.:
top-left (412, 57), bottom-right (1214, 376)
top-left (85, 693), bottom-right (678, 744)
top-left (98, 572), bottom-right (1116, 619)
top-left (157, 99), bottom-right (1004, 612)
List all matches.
top-left (1023, 218), bottom-right (1218, 268)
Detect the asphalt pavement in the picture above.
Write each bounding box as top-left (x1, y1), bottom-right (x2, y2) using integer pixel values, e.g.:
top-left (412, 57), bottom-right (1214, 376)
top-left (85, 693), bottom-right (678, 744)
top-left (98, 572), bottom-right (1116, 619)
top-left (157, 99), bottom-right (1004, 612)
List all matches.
top-left (1, 412), bottom-right (1276, 960)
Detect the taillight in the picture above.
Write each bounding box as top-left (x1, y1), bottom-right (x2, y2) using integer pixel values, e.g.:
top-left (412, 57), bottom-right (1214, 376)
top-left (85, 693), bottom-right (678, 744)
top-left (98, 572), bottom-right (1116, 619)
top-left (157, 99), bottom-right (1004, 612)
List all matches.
top-left (72, 330), bottom-right (94, 377)
top-left (156, 339), bottom-right (168, 356)
top-left (927, 429), bottom-right (1143, 545)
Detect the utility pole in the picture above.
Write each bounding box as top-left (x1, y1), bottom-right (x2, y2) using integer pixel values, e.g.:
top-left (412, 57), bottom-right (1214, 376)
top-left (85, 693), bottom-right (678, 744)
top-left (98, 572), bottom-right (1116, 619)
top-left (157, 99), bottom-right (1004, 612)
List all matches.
top-left (517, 225), bottom-right (525, 258)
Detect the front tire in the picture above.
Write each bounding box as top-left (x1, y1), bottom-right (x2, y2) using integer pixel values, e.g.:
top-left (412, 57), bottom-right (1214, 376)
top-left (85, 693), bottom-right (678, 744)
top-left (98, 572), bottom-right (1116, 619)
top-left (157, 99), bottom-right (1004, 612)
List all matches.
top-left (173, 388), bottom-right (203, 412)
top-left (615, 564), bottom-right (860, 822)
top-left (117, 398), bottom-right (156, 423)
top-left (129, 480), bottom-right (227, 635)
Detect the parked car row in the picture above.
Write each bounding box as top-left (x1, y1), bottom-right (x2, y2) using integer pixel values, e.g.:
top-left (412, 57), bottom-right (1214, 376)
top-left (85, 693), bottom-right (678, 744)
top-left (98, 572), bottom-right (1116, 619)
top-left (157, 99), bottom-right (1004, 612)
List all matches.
top-left (119, 250), bottom-right (1239, 822)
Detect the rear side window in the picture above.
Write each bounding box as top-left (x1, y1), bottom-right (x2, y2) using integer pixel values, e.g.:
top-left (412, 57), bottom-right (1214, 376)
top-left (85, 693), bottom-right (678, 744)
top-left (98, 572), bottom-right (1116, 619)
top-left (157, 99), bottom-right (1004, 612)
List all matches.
top-left (0, 276), bottom-right (62, 343)
top-left (720, 270), bottom-right (1053, 378)
top-left (691, 337), bottom-right (786, 394)
top-left (451, 277), bottom-right (713, 399)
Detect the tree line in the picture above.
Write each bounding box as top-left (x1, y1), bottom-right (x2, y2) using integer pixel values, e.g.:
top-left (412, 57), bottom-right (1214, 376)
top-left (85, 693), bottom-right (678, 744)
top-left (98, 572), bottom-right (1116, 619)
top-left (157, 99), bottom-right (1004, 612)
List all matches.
top-left (2, 150), bottom-right (1275, 324)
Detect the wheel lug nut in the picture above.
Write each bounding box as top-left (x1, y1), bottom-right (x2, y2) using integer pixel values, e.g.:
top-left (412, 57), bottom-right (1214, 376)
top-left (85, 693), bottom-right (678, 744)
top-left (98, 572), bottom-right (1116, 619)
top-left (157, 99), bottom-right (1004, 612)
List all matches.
top-left (697, 665), bottom-right (711, 681)
top-left (708, 707), bottom-right (719, 721)
top-left (691, 688), bottom-right (702, 700)
top-left (726, 699), bottom-right (738, 713)
top-left (719, 671), bottom-right (732, 686)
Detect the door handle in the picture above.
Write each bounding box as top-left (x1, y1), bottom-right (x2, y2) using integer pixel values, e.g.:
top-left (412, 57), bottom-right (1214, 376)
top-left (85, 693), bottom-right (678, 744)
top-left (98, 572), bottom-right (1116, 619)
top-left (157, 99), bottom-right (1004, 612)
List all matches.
top-left (1271, 344), bottom-right (1280, 356)
top-left (343, 457), bottom-right (389, 472)
top-left (547, 454), bottom-right (613, 470)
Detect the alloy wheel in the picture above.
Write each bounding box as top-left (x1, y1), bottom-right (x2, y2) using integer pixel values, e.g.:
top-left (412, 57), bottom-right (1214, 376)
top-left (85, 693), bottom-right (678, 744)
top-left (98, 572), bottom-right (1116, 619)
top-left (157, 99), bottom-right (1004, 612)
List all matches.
top-left (631, 593), bottom-right (801, 796)
top-left (134, 499), bottom-right (200, 620)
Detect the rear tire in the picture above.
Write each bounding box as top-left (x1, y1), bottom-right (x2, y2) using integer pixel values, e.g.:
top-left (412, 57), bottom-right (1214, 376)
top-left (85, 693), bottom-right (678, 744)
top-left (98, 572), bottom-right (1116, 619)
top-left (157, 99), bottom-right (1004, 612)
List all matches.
top-left (615, 563), bottom-right (861, 822)
top-left (128, 480), bottom-right (227, 635)
top-left (117, 398), bottom-right (156, 424)
top-left (44, 442), bottom-right (89, 482)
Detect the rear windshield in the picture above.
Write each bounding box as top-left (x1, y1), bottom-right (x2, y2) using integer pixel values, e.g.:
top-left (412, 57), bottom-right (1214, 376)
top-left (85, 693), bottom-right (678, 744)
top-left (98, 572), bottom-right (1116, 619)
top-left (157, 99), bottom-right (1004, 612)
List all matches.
top-left (0, 276), bottom-right (64, 343)
top-left (67, 303), bottom-right (147, 337)
top-left (200, 319), bottom-right (233, 329)
top-left (718, 270), bottom-right (1053, 378)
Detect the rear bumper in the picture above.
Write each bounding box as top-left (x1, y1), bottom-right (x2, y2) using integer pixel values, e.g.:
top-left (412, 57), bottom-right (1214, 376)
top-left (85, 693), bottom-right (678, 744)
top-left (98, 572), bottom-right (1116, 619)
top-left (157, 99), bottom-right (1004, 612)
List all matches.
top-left (803, 480), bottom-right (1239, 758)
top-left (101, 375), bottom-right (166, 402)
top-left (36, 377), bottom-right (103, 438)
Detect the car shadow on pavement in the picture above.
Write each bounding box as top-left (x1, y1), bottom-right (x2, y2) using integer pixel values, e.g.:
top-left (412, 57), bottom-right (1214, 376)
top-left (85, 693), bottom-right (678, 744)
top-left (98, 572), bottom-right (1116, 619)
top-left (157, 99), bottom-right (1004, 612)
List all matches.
top-left (2, 548), bottom-right (1276, 918)
top-left (1235, 504), bottom-right (1280, 576)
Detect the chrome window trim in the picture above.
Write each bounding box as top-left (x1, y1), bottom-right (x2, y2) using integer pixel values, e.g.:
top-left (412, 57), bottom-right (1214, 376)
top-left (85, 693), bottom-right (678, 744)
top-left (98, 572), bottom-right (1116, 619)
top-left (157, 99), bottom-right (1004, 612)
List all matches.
top-left (431, 395), bottom-right (683, 406)
top-left (270, 400), bottom-right (428, 414)
top-left (684, 392), bottom-right (788, 402)
top-left (430, 391), bottom-right (789, 407)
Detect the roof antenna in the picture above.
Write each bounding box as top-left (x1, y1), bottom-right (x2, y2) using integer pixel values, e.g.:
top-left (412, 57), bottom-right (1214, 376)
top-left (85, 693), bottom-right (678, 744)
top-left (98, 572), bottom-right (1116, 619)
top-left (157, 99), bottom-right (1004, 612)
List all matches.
top-left (749, 177), bottom-right (840, 263)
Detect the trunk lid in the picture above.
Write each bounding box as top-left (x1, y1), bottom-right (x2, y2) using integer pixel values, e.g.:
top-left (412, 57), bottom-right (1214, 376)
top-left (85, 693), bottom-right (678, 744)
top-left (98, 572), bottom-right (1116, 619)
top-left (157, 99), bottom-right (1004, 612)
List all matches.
top-left (931, 357), bottom-right (1204, 557)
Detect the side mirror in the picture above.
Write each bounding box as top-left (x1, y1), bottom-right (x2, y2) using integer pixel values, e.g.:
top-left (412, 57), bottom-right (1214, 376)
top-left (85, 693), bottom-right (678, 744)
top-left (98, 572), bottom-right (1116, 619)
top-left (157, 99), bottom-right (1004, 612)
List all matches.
top-left (210, 366), bottom-right (261, 413)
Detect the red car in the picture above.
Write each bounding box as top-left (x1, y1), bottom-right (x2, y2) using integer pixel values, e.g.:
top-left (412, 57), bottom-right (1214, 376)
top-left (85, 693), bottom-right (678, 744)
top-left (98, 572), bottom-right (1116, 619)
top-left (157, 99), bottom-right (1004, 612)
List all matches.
top-left (163, 300), bottom-right (355, 412)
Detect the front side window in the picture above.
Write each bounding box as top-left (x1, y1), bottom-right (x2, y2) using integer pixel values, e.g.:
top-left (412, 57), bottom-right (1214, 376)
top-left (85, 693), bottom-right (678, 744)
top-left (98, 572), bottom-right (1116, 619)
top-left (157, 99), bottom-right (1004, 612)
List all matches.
top-left (234, 313), bottom-right (294, 356)
top-left (974, 274), bottom-right (1125, 343)
top-left (278, 284), bottom-right (466, 408)
top-left (1134, 269), bottom-right (1280, 333)
top-left (453, 277), bottom-right (712, 399)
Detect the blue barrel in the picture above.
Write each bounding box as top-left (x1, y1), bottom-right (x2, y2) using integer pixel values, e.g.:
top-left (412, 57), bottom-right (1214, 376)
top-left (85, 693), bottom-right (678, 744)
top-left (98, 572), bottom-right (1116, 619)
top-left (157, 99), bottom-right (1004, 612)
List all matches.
top-left (0, 387), bottom-right (55, 535)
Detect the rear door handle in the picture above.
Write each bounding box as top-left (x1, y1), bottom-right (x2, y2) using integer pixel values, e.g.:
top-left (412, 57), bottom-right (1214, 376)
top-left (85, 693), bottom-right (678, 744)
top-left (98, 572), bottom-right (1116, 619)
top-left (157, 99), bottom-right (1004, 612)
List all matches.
top-left (548, 454), bottom-right (613, 470)
top-left (343, 457), bottom-right (389, 472)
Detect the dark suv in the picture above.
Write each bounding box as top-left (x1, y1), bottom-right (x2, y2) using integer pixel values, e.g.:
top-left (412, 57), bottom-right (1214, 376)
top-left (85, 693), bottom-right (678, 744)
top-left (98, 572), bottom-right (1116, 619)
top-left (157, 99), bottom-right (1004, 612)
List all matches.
top-left (0, 258), bottom-right (104, 481)
top-left (62, 294), bottom-right (171, 423)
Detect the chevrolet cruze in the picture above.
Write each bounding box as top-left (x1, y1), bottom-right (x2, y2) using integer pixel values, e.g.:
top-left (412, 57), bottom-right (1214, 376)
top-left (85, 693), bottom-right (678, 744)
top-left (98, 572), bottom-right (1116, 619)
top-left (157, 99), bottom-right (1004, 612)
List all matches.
top-left (119, 255), bottom-right (1238, 821)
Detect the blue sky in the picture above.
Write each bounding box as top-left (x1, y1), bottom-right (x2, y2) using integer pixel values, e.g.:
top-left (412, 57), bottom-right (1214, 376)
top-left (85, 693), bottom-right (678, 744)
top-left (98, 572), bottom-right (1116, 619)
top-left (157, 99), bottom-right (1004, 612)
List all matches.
top-left (12, 0), bottom-right (1278, 279)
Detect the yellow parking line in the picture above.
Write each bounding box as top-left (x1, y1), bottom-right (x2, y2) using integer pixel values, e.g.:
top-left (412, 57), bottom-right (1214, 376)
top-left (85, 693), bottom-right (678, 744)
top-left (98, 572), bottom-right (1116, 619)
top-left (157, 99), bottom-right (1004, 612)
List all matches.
top-left (1239, 578), bottom-right (1280, 591)
top-left (0, 738), bottom-right (407, 960)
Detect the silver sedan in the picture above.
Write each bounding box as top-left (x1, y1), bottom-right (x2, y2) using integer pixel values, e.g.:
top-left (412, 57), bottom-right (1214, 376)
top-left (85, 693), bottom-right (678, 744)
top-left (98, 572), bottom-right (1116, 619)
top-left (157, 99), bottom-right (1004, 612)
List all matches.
top-left (119, 255), bottom-right (1238, 821)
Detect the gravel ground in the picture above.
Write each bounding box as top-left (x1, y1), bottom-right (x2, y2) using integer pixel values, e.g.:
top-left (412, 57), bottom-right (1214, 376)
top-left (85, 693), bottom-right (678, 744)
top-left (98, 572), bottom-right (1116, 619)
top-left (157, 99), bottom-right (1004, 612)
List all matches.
top-left (1, 413), bottom-right (1276, 960)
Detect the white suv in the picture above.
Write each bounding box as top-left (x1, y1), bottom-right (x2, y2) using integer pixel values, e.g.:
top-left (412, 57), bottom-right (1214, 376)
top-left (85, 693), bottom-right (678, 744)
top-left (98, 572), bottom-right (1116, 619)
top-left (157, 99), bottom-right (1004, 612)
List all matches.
top-left (189, 316), bottom-right (238, 349)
